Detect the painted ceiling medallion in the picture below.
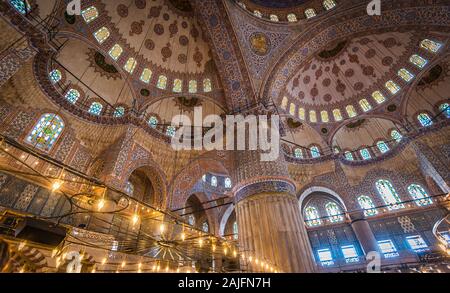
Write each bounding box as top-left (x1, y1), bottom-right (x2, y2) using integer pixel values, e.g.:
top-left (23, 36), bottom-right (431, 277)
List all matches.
top-left (249, 32), bottom-right (271, 56)
top-left (86, 49), bottom-right (121, 80)
top-left (345, 119), bottom-right (366, 129)
top-left (175, 96), bottom-right (203, 112)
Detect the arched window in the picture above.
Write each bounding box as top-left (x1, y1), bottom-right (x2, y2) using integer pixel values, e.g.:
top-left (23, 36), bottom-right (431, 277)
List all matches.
top-left (189, 80), bottom-right (197, 93)
top-left (270, 14), bottom-right (279, 22)
top-left (333, 146), bottom-right (340, 154)
top-left (344, 151), bottom-right (353, 161)
top-left (287, 13), bottom-right (297, 22)
top-left (202, 174), bottom-right (206, 182)
top-left (281, 96), bottom-right (288, 110)
top-left (65, 89), bottom-right (80, 104)
top-left (360, 148), bottom-right (371, 160)
top-left (309, 110), bottom-right (317, 123)
top-left (439, 103), bottom-right (449, 118)
top-left (409, 54), bottom-right (428, 69)
top-left (26, 114), bottom-right (64, 151)
top-left (372, 91), bottom-right (386, 104)
top-left (140, 68), bottom-right (152, 83)
top-left (10, 0), bottom-right (31, 14)
top-left (390, 129), bottom-right (402, 143)
top-left (148, 116), bottom-right (158, 128)
top-left (321, 111), bottom-right (329, 123)
top-left (253, 10), bottom-right (262, 18)
top-left (108, 44), bottom-right (123, 60)
top-left (290, 103), bottom-right (296, 116)
top-left (305, 8), bottom-right (317, 19)
top-left (294, 148), bottom-right (303, 159)
top-left (88, 102), bottom-right (103, 115)
top-left (202, 222), bottom-right (209, 233)
top-left (233, 221), bottom-right (238, 240)
top-left (407, 184), bottom-right (432, 206)
top-left (376, 180), bottom-right (404, 210)
top-left (211, 176), bottom-right (217, 187)
top-left (385, 80), bottom-right (401, 95)
top-left (325, 202), bottom-right (343, 223)
top-left (359, 99), bottom-right (372, 112)
top-left (323, 0), bottom-right (337, 10)
top-left (305, 206), bottom-right (321, 227)
top-left (124, 58), bottom-right (137, 74)
top-left (203, 78), bottom-right (212, 92)
top-left (81, 6), bottom-right (98, 23)
top-left (94, 27), bottom-right (110, 44)
top-left (113, 107), bottom-right (125, 117)
top-left (420, 39), bottom-right (442, 53)
top-left (49, 69), bottom-right (62, 83)
top-left (357, 195), bottom-right (378, 216)
top-left (398, 68), bottom-right (414, 83)
top-left (417, 113), bottom-right (433, 127)
top-left (310, 146), bottom-right (320, 158)
top-left (157, 75), bottom-right (167, 89)
top-left (346, 105), bottom-right (357, 117)
top-left (188, 214), bottom-right (195, 226)
top-left (166, 125), bottom-right (176, 137)
top-left (298, 107), bottom-right (305, 120)
top-left (377, 141), bottom-right (389, 154)
top-left (173, 79), bottom-right (183, 93)
top-left (125, 181), bottom-right (134, 195)
top-left (333, 109), bottom-right (343, 121)
top-left (225, 177), bottom-right (232, 189)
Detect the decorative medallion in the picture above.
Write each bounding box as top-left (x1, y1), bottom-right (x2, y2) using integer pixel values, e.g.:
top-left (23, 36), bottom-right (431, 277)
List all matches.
top-left (249, 32), bottom-right (271, 56)
top-left (86, 49), bottom-right (121, 80)
top-left (174, 96), bottom-right (202, 113)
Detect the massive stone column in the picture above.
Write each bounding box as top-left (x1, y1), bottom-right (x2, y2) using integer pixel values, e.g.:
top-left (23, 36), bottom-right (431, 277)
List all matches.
top-left (348, 210), bottom-right (380, 256)
top-left (233, 150), bottom-right (316, 273)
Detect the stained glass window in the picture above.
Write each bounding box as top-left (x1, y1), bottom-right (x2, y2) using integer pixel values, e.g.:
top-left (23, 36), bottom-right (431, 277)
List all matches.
top-left (81, 6), bottom-right (98, 23)
top-left (310, 146), bottom-right (320, 158)
top-left (65, 89), bottom-right (80, 104)
top-left (26, 114), bottom-right (64, 151)
top-left (225, 178), bottom-right (232, 188)
top-left (125, 181), bottom-right (134, 195)
top-left (281, 96), bottom-right (288, 110)
top-left (88, 102), bottom-right (103, 115)
top-left (417, 113), bottom-right (433, 127)
top-left (408, 184), bottom-right (432, 206)
top-left (173, 79), bottom-right (182, 93)
top-left (341, 245), bottom-right (359, 263)
top-left (294, 148), bottom-right (303, 159)
top-left (410, 54), bottom-right (428, 69)
top-left (439, 103), bottom-right (450, 118)
top-left (188, 214), bottom-right (195, 226)
top-left (298, 108), bottom-right (305, 120)
top-left (287, 13), bottom-right (297, 22)
top-left (10, 0), bottom-right (31, 14)
top-left (202, 222), bottom-right (209, 233)
top-left (290, 103), bottom-right (296, 116)
top-left (113, 107), bottom-right (125, 117)
top-left (123, 58), bottom-right (137, 74)
top-left (148, 116), bottom-right (158, 128)
top-left (420, 39), bottom-right (442, 53)
top-left (203, 78), bottom-right (212, 92)
top-left (346, 105), bottom-right (357, 117)
top-left (309, 110), bottom-right (317, 123)
top-left (157, 75), bottom-right (167, 89)
top-left (378, 240), bottom-right (399, 258)
top-left (211, 176), bottom-right (217, 187)
top-left (305, 206), bottom-right (321, 227)
top-left (333, 146), bottom-right (340, 154)
top-left (406, 235), bottom-right (429, 252)
top-left (166, 125), bottom-right (176, 137)
top-left (253, 10), bottom-right (262, 18)
top-left (359, 99), bottom-right (372, 112)
top-left (109, 44), bottom-right (123, 60)
top-left (321, 111), bottom-right (329, 123)
top-left (325, 202), bottom-right (343, 223)
top-left (398, 68), bottom-right (414, 82)
top-left (189, 80), bottom-right (197, 93)
top-left (357, 195), bottom-right (378, 216)
top-left (49, 69), bottom-right (62, 83)
top-left (344, 151), bottom-right (354, 161)
top-left (323, 0), bottom-right (337, 10)
top-left (140, 68), bottom-right (152, 83)
top-left (233, 221), bottom-right (238, 240)
top-left (270, 14), bottom-right (279, 22)
top-left (377, 141), bottom-right (389, 154)
top-left (390, 129), bottom-right (402, 143)
top-left (317, 249), bottom-right (334, 266)
top-left (376, 179), bottom-right (404, 210)
top-left (385, 80), bottom-right (400, 95)
top-left (202, 174), bottom-right (206, 182)
top-left (333, 109), bottom-right (343, 121)
top-left (94, 27), bottom-right (110, 44)
top-left (372, 91), bottom-right (386, 104)
top-left (305, 8), bottom-right (317, 19)
top-left (360, 148), bottom-right (371, 160)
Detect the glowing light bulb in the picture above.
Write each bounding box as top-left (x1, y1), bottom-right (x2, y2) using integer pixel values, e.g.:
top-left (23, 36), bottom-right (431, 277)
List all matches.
top-left (101, 258), bottom-right (107, 265)
top-left (224, 247), bottom-right (228, 255)
top-left (212, 244), bottom-right (216, 252)
top-left (51, 180), bottom-right (62, 191)
top-left (152, 264), bottom-right (157, 271)
top-left (97, 199), bottom-right (105, 211)
top-left (181, 232), bottom-right (186, 241)
top-left (233, 250), bottom-right (237, 257)
top-left (165, 266), bottom-right (169, 272)
top-left (138, 263), bottom-right (142, 269)
top-left (199, 239), bottom-right (203, 247)
top-left (176, 268), bottom-right (180, 273)
top-left (159, 224), bottom-right (165, 233)
top-left (91, 268), bottom-right (96, 273)
top-left (121, 261), bottom-right (126, 268)
top-left (132, 214), bottom-right (139, 225)
top-left (248, 256), bottom-right (252, 262)
top-left (255, 258), bottom-right (259, 265)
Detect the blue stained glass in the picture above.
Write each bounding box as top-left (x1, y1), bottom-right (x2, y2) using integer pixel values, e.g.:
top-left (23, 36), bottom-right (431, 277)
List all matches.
top-left (305, 206), bottom-right (321, 227)
top-left (439, 103), bottom-right (449, 118)
top-left (360, 148), bottom-right (371, 160)
top-left (148, 116), bottom-right (158, 128)
top-left (344, 151), bottom-right (354, 161)
top-left (233, 221), bottom-right (238, 240)
top-left (10, 0), bottom-right (31, 14)
top-left (377, 141), bottom-right (389, 154)
top-left (166, 126), bottom-right (176, 137)
top-left (202, 222), bottom-right (209, 233)
top-left (376, 180), bottom-right (404, 210)
top-left (26, 114), bottom-right (64, 151)
top-left (310, 146), bottom-right (320, 158)
top-left (113, 107), bottom-right (125, 117)
top-left (88, 102), bottom-right (103, 116)
top-left (294, 148), bottom-right (303, 159)
top-left (408, 184), bottom-right (432, 206)
top-left (325, 202), bottom-right (343, 223)
top-left (357, 195), bottom-right (378, 216)
top-left (418, 113), bottom-right (433, 127)
top-left (65, 89), bottom-right (80, 104)
top-left (49, 69), bottom-right (62, 83)
top-left (225, 177), bottom-right (232, 188)
top-left (391, 130), bottom-right (402, 143)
